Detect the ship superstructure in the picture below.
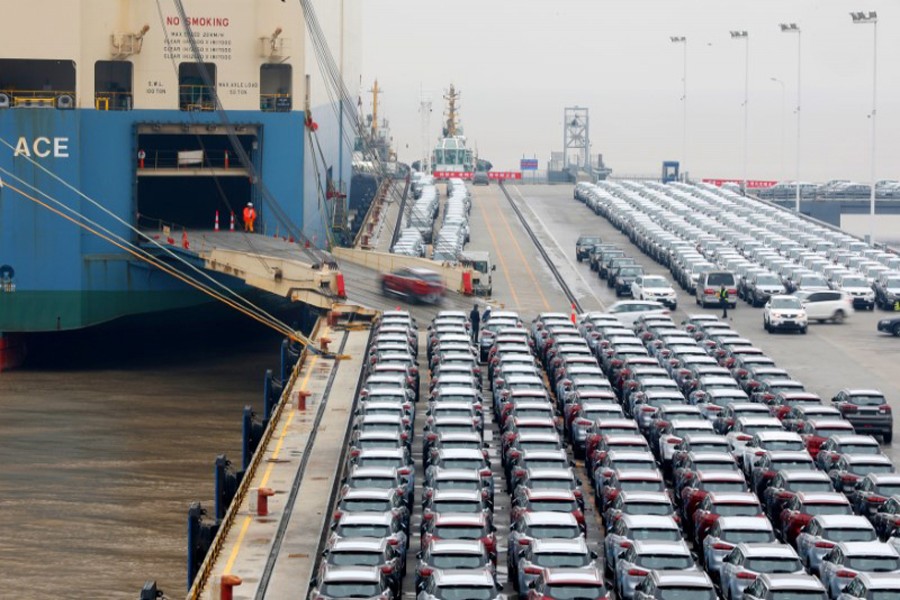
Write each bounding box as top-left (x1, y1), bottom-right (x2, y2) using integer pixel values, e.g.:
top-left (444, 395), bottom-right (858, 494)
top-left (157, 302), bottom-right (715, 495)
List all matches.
top-left (432, 84), bottom-right (474, 176)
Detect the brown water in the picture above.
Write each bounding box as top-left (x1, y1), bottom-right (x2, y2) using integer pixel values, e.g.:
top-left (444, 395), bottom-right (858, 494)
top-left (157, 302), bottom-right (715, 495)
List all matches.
top-left (0, 314), bottom-right (284, 599)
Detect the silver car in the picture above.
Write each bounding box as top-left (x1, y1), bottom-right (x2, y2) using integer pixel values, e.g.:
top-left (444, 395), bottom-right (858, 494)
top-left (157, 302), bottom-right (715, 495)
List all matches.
top-left (511, 537), bottom-right (597, 598)
top-left (742, 573), bottom-right (827, 600)
top-left (837, 572), bottom-right (900, 600)
top-left (819, 542), bottom-right (900, 599)
top-left (604, 515), bottom-right (683, 576)
top-left (703, 516), bottom-right (777, 580)
top-left (614, 540), bottom-right (696, 600)
top-left (719, 543), bottom-right (804, 600)
top-left (795, 515), bottom-right (877, 577)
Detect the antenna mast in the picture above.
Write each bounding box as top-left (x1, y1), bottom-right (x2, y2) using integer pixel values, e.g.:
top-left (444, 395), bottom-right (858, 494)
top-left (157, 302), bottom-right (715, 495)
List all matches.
top-left (444, 84), bottom-right (460, 137)
top-left (368, 79), bottom-right (382, 138)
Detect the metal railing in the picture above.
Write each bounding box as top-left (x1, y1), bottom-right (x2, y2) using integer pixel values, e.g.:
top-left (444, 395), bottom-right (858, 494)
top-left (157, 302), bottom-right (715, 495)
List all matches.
top-left (94, 91), bottom-right (133, 111)
top-left (0, 88), bottom-right (76, 108)
top-left (136, 149), bottom-right (245, 170)
top-left (179, 84), bottom-right (216, 111)
top-left (260, 93), bottom-right (292, 112)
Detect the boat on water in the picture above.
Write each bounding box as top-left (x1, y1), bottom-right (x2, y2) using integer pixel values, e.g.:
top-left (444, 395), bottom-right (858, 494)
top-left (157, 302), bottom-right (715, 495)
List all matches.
top-left (0, 0), bottom-right (361, 369)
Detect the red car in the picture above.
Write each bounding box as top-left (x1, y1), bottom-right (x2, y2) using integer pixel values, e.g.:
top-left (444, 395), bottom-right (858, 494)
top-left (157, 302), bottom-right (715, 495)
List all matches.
top-left (799, 418), bottom-right (856, 459)
top-left (680, 471), bottom-right (750, 524)
top-left (379, 267), bottom-right (445, 304)
top-left (777, 491), bottom-right (852, 545)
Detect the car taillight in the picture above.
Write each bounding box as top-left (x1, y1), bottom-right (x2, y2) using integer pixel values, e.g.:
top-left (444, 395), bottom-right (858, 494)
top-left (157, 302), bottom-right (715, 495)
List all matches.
top-left (480, 536), bottom-right (495, 548)
top-left (387, 537), bottom-right (399, 545)
top-left (836, 569), bottom-right (858, 579)
top-left (867, 495), bottom-right (888, 503)
top-left (419, 566), bottom-right (433, 577)
top-left (524, 566), bottom-right (543, 575)
top-left (641, 406), bottom-right (656, 413)
top-left (736, 434), bottom-right (751, 441)
top-left (704, 288), bottom-right (715, 295)
top-left (815, 541), bottom-right (835, 548)
top-left (879, 404), bottom-right (892, 413)
top-left (706, 405), bottom-right (722, 412)
top-left (840, 403), bottom-right (858, 413)
top-left (712, 542), bottom-right (734, 550)
top-left (736, 572), bottom-right (757, 580)
top-left (666, 437), bottom-right (682, 444)
top-left (841, 474), bottom-right (859, 482)
top-left (627, 568), bottom-right (649, 576)
top-left (333, 510), bottom-right (342, 520)
top-left (519, 538), bottom-right (532, 545)
top-left (619, 540), bottom-right (632, 547)
top-left (381, 565), bottom-right (394, 574)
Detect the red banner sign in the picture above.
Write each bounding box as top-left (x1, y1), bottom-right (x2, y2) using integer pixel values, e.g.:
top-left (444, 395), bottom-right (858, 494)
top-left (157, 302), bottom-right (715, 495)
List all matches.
top-left (488, 171), bottom-right (522, 180)
top-left (432, 171), bottom-right (473, 179)
top-left (702, 178), bottom-right (777, 189)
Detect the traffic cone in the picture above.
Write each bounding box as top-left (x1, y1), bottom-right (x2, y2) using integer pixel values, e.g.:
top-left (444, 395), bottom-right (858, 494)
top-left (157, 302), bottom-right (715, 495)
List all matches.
top-left (214, 210), bottom-right (220, 231)
top-left (229, 212), bottom-right (235, 231)
top-left (570, 302), bottom-right (576, 324)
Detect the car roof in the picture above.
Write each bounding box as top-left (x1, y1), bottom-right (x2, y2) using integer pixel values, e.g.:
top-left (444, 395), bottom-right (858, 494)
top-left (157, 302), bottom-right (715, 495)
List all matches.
top-left (845, 454), bottom-right (894, 465)
top-left (813, 515), bottom-right (874, 528)
top-left (432, 569), bottom-right (495, 586)
top-left (756, 431), bottom-right (804, 441)
top-left (653, 570), bottom-right (714, 587)
top-left (543, 567), bottom-right (604, 585)
top-left (532, 538), bottom-right (589, 553)
top-left (322, 565), bottom-right (382, 582)
top-left (329, 537), bottom-right (388, 552)
top-left (758, 573), bottom-right (826, 591)
top-left (631, 540), bottom-right (691, 555)
top-left (707, 492), bottom-right (760, 504)
top-left (621, 515), bottom-right (680, 528)
top-left (523, 512), bottom-right (579, 525)
top-left (735, 543), bottom-right (799, 558)
top-left (795, 492), bottom-right (850, 504)
top-left (619, 491), bottom-right (672, 503)
top-left (428, 539), bottom-right (485, 554)
top-left (837, 541), bottom-right (900, 556)
top-left (717, 516), bottom-right (774, 530)
top-left (853, 572), bottom-right (900, 588)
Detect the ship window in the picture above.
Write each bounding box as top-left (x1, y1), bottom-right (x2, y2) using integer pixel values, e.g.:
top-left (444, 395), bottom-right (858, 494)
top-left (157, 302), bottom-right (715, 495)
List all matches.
top-left (94, 61), bottom-right (133, 111)
top-left (0, 59), bottom-right (76, 109)
top-left (260, 64), bottom-right (292, 111)
top-left (178, 62), bottom-right (217, 111)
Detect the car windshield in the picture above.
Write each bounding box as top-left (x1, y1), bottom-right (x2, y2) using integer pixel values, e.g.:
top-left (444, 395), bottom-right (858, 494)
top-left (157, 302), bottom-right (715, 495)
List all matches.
top-left (431, 554), bottom-right (486, 569)
top-left (804, 503), bottom-right (851, 516)
top-left (338, 524), bottom-right (391, 538)
top-left (791, 481), bottom-right (833, 493)
top-left (823, 527), bottom-right (876, 542)
top-left (744, 557), bottom-right (803, 573)
top-left (534, 553), bottom-right (590, 568)
top-left (721, 529), bottom-right (775, 543)
top-left (627, 502), bottom-right (673, 516)
top-left (438, 585), bottom-right (495, 600)
top-left (521, 442), bottom-right (563, 452)
top-left (848, 395), bottom-right (887, 406)
top-left (639, 554), bottom-right (693, 569)
top-left (630, 527), bottom-right (681, 541)
top-left (434, 501), bottom-right (481, 513)
top-left (613, 460), bottom-right (656, 471)
top-left (769, 592), bottom-right (826, 600)
top-left (531, 500), bottom-right (578, 512)
top-left (770, 297), bottom-right (802, 309)
top-left (757, 275), bottom-right (782, 286)
top-left (358, 458), bottom-right (403, 469)
top-left (846, 556), bottom-right (900, 571)
top-left (801, 276), bottom-right (827, 287)
top-left (841, 444), bottom-right (881, 455)
top-left (527, 525), bottom-right (581, 538)
top-left (437, 480), bottom-right (479, 491)
top-left (621, 480), bottom-right (665, 492)
top-left (545, 584), bottom-right (605, 600)
top-left (351, 477), bottom-right (396, 489)
top-left (703, 481), bottom-right (747, 493)
top-left (644, 277), bottom-right (670, 288)
top-left (331, 552), bottom-right (384, 567)
top-left (707, 273), bottom-right (734, 286)
top-left (841, 277), bottom-right (867, 287)
top-left (657, 586), bottom-right (717, 600)
top-left (772, 460), bottom-right (814, 471)
top-left (433, 526), bottom-right (482, 539)
top-left (341, 499), bottom-right (392, 512)
top-left (443, 460), bottom-right (484, 470)
top-left (764, 440), bottom-right (807, 452)
top-left (713, 503), bottom-right (760, 517)
top-left (358, 439), bottom-right (399, 450)
top-left (321, 582), bottom-right (382, 598)
top-left (871, 592), bottom-right (900, 600)
top-left (852, 463), bottom-right (896, 476)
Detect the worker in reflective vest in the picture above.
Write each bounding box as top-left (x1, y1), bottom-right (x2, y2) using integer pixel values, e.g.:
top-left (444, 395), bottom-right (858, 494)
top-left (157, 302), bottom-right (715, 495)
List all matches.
top-left (243, 202), bottom-right (257, 232)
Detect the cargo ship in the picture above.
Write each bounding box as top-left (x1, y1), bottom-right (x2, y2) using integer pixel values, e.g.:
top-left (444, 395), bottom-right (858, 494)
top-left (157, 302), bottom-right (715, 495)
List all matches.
top-left (0, 0), bottom-right (361, 369)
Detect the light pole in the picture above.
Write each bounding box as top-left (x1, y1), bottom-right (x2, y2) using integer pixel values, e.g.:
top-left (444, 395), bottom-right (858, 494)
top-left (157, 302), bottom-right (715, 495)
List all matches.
top-left (670, 36), bottom-right (687, 180)
top-left (850, 11), bottom-right (878, 245)
top-left (780, 23), bottom-right (801, 213)
top-left (730, 30), bottom-right (749, 192)
top-left (770, 77), bottom-right (786, 182)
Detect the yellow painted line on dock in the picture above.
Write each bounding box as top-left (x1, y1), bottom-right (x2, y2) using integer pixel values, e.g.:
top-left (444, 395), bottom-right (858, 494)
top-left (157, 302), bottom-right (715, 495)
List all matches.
top-left (222, 331), bottom-right (326, 576)
top-left (476, 193), bottom-right (521, 309)
top-left (493, 190), bottom-right (552, 311)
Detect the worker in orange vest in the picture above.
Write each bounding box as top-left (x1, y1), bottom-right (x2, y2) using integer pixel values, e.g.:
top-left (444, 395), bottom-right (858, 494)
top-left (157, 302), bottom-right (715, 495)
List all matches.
top-left (242, 202), bottom-right (257, 232)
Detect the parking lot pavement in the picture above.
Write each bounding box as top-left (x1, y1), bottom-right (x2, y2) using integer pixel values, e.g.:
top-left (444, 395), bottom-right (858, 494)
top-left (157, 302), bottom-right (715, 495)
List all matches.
top-left (509, 183), bottom-right (900, 463)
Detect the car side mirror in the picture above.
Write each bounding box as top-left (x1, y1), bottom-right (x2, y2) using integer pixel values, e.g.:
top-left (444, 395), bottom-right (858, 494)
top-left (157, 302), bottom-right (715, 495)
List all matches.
top-left (590, 550), bottom-right (598, 559)
top-left (527, 581), bottom-right (536, 589)
top-left (492, 265), bottom-right (496, 271)
top-left (310, 577), bottom-right (318, 587)
top-left (416, 551), bottom-right (423, 559)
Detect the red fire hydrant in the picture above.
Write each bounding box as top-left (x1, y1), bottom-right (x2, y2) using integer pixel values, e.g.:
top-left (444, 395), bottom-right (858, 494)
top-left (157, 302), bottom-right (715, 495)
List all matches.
top-left (220, 574), bottom-right (242, 600)
top-left (257, 487), bottom-right (275, 516)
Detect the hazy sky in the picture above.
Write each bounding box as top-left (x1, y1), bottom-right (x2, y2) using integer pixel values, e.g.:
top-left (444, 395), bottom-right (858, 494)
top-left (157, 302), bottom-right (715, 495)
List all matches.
top-left (359, 0), bottom-right (897, 182)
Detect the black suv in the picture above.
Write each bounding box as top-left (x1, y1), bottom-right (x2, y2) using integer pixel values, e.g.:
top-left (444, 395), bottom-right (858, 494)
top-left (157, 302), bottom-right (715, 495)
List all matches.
top-left (576, 235), bottom-right (603, 262)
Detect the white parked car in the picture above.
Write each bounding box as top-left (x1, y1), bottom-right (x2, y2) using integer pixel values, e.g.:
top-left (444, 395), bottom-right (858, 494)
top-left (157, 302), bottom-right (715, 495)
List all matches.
top-left (607, 300), bottom-right (669, 326)
top-left (763, 295), bottom-right (808, 334)
top-left (794, 290), bottom-right (854, 324)
top-left (631, 275), bottom-right (678, 309)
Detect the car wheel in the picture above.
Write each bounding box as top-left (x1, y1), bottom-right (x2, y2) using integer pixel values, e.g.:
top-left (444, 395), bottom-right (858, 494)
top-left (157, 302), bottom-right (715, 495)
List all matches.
top-left (380, 281), bottom-right (389, 295)
top-left (801, 326), bottom-right (808, 335)
top-left (885, 431), bottom-right (893, 444)
top-left (893, 323), bottom-right (900, 337)
top-left (833, 310), bottom-right (845, 324)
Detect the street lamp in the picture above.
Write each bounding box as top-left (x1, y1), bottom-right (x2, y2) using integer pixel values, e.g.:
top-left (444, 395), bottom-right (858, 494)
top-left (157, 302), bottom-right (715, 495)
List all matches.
top-left (730, 30), bottom-right (749, 192)
top-left (779, 22), bottom-right (801, 213)
top-left (770, 77), bottom-right (786, 182)
top-left (670, 35), bottom-right (687, 180)
top-left (850, 11), bottom-right (878, 245)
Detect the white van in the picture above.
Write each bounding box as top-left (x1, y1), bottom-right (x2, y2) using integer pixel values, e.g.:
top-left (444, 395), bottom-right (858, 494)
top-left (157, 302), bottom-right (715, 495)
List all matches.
top-left (696, 271), bottom-right (737, 308)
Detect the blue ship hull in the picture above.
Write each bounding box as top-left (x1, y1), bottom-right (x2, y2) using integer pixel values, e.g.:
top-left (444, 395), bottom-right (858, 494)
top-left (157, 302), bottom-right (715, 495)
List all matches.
top-left (0, 107), bottom-right (314, 333)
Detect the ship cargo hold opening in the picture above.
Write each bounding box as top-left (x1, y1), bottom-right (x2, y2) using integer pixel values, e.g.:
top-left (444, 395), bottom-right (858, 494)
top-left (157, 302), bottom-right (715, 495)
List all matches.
top-left (136, 124), bottom-right (259, 231)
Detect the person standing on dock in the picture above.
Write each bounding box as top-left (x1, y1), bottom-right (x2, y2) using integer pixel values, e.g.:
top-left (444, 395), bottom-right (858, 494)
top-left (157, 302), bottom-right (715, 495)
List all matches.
top-left (719, 284), bottom-right (729, 319)
top-left (469, 303), bottom-right (481, 344)
top-left (243, 202), bottom-right (257, 233)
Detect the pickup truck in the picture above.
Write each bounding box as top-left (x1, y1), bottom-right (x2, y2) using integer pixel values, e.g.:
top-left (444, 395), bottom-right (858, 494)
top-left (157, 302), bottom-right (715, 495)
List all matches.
top-left (380, 267), bottom-right (445, 304)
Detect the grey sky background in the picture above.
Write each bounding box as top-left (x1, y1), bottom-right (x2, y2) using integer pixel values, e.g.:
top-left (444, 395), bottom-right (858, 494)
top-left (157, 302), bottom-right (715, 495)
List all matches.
top-left (359, 0), bottom-right (897, 182)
